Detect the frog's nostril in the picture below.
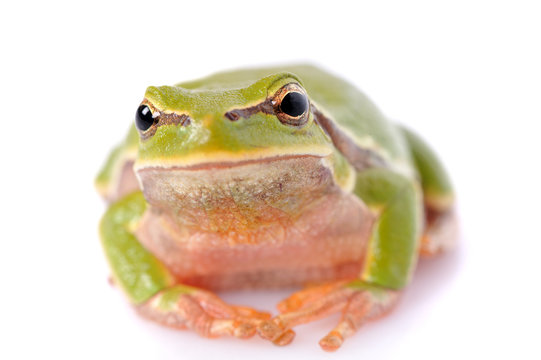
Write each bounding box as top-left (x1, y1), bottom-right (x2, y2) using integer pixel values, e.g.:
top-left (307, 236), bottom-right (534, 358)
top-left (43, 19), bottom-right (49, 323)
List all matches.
top-left (225, 111), bottom-right (240, 121)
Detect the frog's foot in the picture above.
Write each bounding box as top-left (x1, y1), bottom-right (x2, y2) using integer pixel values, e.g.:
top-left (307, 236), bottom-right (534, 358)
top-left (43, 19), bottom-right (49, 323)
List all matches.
top-left (137, 286), bottom-right (271, 339)
top-left (257, 281), bottom-right (399, 351)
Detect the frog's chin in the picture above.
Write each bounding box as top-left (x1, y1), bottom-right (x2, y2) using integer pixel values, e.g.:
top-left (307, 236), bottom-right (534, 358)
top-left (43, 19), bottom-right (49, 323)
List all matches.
top-left (135, 154), bottom-right (336, 228)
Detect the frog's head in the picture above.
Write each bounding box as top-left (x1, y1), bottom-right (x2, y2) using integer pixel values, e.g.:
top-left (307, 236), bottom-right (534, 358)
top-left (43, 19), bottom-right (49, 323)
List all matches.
top-left (133, 72), bottom-right (351, 229)
top-left (133, 72), bottom-right (333, 169)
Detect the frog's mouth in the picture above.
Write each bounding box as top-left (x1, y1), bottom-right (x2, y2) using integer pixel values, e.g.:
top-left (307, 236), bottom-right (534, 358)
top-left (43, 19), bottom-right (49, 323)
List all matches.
top-left (136, 154), bottom-right (336, 232)
top-left (133, 143), bottom-right (334, 172)
top-left (137, 153), bottom-right (324, 172)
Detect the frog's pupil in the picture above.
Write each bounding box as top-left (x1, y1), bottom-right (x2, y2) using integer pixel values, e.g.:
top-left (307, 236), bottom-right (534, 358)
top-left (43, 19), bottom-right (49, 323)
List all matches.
top-left (280, 92), bottom-right (307, 117)
top-left (135, 105), bottom-right (154, 131)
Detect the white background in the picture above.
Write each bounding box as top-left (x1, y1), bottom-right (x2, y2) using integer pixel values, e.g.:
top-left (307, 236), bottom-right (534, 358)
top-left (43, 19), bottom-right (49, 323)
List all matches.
top-left (1, 1), bottom-right (540, 359)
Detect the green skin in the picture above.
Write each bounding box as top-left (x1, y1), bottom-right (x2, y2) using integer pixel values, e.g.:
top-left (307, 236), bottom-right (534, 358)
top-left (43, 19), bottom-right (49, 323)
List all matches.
top-left (98, 65), bottom-right (453, 314)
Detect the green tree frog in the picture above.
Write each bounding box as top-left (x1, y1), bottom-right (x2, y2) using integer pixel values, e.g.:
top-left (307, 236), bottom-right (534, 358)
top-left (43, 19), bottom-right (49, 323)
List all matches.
top-left (96, 65), bottom-right (455, 351)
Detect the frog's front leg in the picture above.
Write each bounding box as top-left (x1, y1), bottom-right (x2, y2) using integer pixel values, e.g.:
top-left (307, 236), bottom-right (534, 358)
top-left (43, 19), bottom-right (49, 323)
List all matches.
top-left (258, 169), bottom-right (422, 351)
top-left (100, 192), bottom-right (270, 339)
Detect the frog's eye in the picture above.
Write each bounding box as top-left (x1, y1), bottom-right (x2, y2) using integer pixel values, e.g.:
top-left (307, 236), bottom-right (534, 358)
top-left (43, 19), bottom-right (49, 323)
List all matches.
top-left (274, 84), bottom-right (310, 126)
top-left (135, 105), bottom-right (156, 131)
top-left (281, 92), bottom-right (308, 117)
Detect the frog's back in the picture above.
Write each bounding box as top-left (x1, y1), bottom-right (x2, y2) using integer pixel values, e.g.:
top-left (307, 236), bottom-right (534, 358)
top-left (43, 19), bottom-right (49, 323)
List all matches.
top-left (178, 64), bottom-right (411, 166)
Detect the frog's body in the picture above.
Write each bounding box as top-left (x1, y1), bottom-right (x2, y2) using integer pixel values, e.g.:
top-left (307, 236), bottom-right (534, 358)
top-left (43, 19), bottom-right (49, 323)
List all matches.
top-left (96, 65), bottom-right (455, 351)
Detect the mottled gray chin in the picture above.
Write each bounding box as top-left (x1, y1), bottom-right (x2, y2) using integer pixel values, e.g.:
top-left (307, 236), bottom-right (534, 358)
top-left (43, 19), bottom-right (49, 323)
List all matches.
top-left (136, 156), bottom-right (334, 222)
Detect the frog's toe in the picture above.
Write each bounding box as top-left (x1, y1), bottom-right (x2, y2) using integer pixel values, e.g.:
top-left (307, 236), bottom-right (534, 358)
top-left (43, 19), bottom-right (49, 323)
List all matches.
top-left (273, 329), bottom-right (296, 346)
top-left (258, 321), bottom-right (296, 345)
top-left (231, 305), bottom-right (272, 321)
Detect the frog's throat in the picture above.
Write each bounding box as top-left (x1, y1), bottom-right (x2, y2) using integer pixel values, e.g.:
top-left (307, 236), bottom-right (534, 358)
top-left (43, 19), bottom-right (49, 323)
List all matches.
top-left (135, 154), bottom-right (338, 233)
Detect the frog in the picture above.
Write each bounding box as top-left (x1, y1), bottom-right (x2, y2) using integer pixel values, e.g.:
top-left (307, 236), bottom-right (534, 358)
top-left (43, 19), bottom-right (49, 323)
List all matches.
top-left (96, 65), bottom-right (456, 351)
